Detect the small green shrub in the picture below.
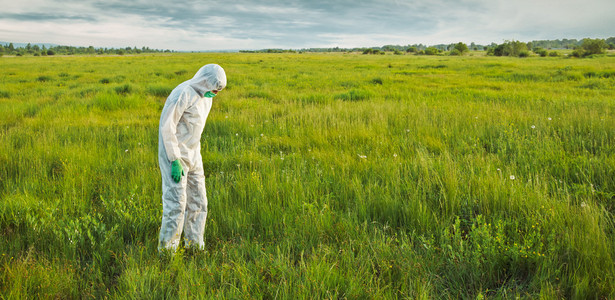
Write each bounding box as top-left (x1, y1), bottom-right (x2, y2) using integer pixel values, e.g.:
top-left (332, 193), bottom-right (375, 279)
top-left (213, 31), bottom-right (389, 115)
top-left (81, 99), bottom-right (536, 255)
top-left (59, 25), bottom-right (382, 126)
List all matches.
top-left (37, 75), bottom-right (53, 82)
top-left (449, 49), bottom-right (461, 56)
top-left (335, 89), bottom-right (372, 101)
top-left (424, 47), bottom-right (440, 55)
top-left (362, 48), bottom-right (384, 55)
top-left (114, 84), bottom-right (133, 95)
top-left (371, 77), bottom-right (383, 85)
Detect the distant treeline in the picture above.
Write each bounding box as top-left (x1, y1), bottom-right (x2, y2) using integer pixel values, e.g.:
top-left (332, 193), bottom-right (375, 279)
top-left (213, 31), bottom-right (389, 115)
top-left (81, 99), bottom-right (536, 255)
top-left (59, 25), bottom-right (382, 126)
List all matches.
top-left (242, 37), bottom-right (615, 54)
top-left (2, 37), bottom-right (614, 57)
top-left (0, 43), bottom-right (172, 56)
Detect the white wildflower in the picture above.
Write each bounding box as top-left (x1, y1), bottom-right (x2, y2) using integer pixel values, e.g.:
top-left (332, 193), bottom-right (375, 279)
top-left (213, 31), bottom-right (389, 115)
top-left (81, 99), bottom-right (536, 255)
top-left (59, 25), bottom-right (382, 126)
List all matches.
top-left (531, 125), bottom-right (535, 129)
top-left (510, 175), bottom-right (515, 180)
top-left (358, 154), bottom-right (367, 159)
top-left (591, 183), bottom-right (595, 193)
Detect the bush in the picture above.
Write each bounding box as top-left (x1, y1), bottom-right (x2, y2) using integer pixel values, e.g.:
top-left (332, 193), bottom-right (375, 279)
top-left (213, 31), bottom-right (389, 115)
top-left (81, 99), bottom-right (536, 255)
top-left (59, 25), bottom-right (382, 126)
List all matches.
top-left (424, 47), bottom-right (440, 55)
top-left (571, 39), bottom-right (607, 58)
top-left (371, 77), bottom-right (383, 85)
top-left (581, 38), bottom-right (606, 55)
top-left (493, 41), bottom-right (529, 57)
top-left (449, 49), bottom-right (461, 56)
top-left (114, 84), bottom-right (132, 94)
top-left (406, 47), bottom-right (417, 53)
top-left (37, 75), bottom-right (53, 82)
top-left (535, 48), bottom-right (548, 57)
top-left (47, 50), bottom-right (55, 55)
top-left (548, 51), bottom-right (559, 57)
top-left (362, 48), bottom-right (383, 55)
top-left (454, 42), bottom-right (469, 54)
top-left (571, 49), bottom-right (585, 58)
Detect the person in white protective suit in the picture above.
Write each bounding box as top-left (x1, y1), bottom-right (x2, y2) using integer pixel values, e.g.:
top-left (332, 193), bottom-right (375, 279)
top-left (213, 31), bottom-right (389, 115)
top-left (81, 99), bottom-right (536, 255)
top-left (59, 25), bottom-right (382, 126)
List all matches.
top-left (158, 64), bottom-right (226, 251)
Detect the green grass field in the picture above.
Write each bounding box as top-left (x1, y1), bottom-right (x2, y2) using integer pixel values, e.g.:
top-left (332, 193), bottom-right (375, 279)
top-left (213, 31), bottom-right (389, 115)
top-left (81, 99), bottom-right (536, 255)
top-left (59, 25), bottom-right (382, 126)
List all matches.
top-left (1, 52), bottom-right (614, 298)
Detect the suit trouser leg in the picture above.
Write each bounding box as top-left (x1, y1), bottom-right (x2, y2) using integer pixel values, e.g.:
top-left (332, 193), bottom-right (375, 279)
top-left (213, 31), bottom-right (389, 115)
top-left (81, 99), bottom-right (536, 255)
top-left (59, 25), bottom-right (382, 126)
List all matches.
top-left (183, 161), bottom-right (208, 249)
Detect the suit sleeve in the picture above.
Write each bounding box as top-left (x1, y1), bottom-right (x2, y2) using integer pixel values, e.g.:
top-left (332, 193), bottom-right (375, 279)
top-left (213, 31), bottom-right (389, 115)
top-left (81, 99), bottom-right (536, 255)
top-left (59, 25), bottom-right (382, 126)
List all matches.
top-left (159, 92), bottom-right (190, 162)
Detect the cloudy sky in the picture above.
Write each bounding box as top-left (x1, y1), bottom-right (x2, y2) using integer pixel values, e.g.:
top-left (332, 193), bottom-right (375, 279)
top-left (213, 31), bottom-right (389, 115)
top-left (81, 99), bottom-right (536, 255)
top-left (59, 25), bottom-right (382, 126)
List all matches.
top-left (1, 0), bottom-right (613, 51)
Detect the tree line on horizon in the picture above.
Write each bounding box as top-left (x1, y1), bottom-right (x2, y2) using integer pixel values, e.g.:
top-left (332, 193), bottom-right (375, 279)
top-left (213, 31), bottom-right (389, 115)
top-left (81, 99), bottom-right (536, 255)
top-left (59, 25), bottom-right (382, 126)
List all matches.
top-left (243, 37), bottom-right (615, 57)
top-left (2, 37), bottom-right (613, 57)
top-left (0, 43), bottom-right (172, 56)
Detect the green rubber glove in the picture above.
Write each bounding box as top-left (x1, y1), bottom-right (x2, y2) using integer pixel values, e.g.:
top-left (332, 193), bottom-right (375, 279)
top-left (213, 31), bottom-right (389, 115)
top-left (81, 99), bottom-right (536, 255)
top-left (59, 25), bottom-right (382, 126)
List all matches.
top-left (171, 160), bottom-right (184, 183)
top-left (204, 91), bottom-right (217, 98)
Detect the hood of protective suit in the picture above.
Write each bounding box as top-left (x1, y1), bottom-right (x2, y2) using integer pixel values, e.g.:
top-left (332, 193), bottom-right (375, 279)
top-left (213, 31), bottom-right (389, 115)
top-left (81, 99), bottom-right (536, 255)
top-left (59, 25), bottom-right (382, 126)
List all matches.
top-left (188, 64), bottom-right (227, 96)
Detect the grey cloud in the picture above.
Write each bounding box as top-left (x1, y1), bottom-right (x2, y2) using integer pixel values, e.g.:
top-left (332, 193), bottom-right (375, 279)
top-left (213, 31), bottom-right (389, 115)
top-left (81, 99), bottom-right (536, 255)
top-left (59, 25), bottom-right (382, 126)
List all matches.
top-left (0, 12), bottom-right (97, 22)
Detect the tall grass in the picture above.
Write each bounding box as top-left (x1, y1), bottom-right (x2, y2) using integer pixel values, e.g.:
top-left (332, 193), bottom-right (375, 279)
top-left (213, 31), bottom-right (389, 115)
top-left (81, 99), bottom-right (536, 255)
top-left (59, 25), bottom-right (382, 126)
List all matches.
top-left (1, 52), bottom-right (614, 298)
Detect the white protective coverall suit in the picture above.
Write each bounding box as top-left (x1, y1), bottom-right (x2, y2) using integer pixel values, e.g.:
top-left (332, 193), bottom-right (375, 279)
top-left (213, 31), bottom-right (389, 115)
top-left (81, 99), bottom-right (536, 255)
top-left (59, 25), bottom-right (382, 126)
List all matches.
top-left (158, 64), bottom-right (226, 251)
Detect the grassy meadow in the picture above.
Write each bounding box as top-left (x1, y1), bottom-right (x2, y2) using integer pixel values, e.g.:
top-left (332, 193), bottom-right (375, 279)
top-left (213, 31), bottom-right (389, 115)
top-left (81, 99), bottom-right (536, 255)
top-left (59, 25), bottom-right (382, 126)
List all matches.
top-left (1, 52), bottom-right (614, 298)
